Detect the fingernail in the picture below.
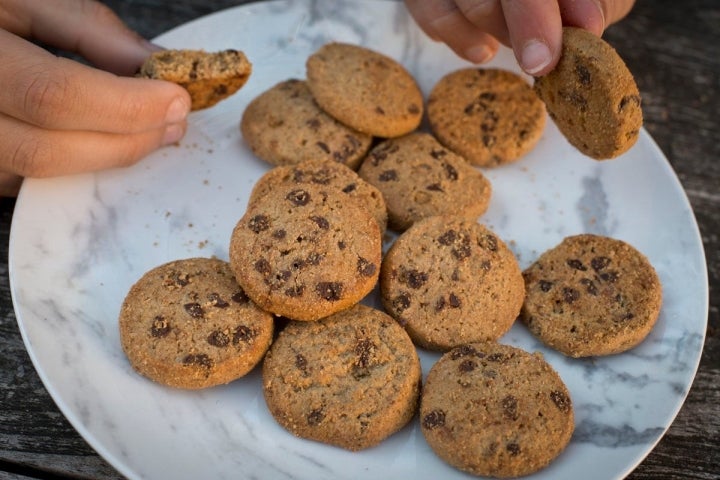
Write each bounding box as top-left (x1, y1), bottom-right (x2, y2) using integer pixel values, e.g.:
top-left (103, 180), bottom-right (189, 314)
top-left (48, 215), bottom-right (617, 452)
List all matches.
top-left (520, 39), bottom-right (552, 75)
top-left (584, 0), bottom-right (606, 34)
top-left (465, 44), bottom-right (494, 64)
top-left (165, 97), bottom-right (190, 124)
top-left (141, 39), bottom-right (165, 53)
top-left (162, 123), bottom-right (186, 146)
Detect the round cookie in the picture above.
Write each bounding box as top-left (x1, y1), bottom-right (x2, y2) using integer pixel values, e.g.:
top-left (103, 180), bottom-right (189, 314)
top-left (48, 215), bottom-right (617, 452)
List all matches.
top-left (533, 27), bottom-right (642, 159)
top-left (119, 257), bottom-right (273, 389)
top-left (262, 304), bottom-right (422, 451)
top-left (229, 182), bottom-right (381, 321)
top-left (420, 342), bottom-right (574, 478)
top-left (306, 42), bottom-right (423, 138)
top-left (138, 49), bottom-right (252, 111)
top-left (521, 234), bottom-right (662, 357)
top-left (427, 68), bottom-right (545, 167)
top-left (240, 79), bottom-right (373, 169)
top-left (248, 159), bottom-right (388, 234)
top-left (358, 132), bottom-right (492, 232)
top-left (380, 216), bottom-right (524, 351)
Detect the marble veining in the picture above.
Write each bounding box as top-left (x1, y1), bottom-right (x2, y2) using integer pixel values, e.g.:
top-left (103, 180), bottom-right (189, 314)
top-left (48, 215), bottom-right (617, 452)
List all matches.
top-left (8, 1), bottom-right (708, 479)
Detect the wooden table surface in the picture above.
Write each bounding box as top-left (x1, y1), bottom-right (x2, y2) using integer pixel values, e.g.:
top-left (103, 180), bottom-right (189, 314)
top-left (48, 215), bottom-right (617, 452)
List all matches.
top-left (0, 0), bottom-right (717, 478)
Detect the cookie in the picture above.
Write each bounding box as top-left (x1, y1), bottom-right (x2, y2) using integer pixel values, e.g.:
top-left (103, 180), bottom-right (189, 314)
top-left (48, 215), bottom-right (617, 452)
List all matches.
top-left (533, 27), bottom-right (642, 159)
top-left (381, 216), bottom-right (524, 351)
top-left (420, 342), bottom-right (574, 478)
top-left (248, 159), bottom-right (388, 234)
top-left (358, 132), bottom-right (492, 232)
top-left (240, 79), bottom-right (373, 168)
top-left (521, 234), bottom-right (662, 357)
top-left (427, 68), bottom-right (546, 167)
top-left (118, 257), bottom-right (274, 389)
top-left (262, 304), bottom-right (422, 451)
top-left (306, 42), bottom-right (423, 138)
top-left (229, 182), bottom-right (381, 321)
top-left (138, 49), bottom-right (252, 110)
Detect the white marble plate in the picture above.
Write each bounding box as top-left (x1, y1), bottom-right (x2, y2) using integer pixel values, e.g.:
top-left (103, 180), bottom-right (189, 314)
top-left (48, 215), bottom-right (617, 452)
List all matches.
top-left (9, 1), bottom-right (708, 479)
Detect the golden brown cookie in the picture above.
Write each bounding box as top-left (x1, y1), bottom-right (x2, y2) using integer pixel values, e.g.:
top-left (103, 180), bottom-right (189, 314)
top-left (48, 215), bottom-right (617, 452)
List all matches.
top-left (306, 42), bottom-right (423, 138)
top-left (427, 68), bottom-right (546, 167)
top-left (420, 342), bottom-right (574, 478)
top-left (229, 183), bottom-right (381, 321)
top-left (262, 304), bottom-right (422, 451)
top-left (358, 132), bottom-right (492, 232)
top-left (138, 49), bottom-right (252, 110)
top-left (381, 216), bottom-right (524, 351)
top-left (248, 159), bottom-right (388, 234)
top-left (533, 27), bottom-right (642, 159)
top-left (521, 234), bottom-right (662, 357)
top-left (118, 257), bottom-right (273, 389)
top-left (240, 79), bottom-right (373, 168)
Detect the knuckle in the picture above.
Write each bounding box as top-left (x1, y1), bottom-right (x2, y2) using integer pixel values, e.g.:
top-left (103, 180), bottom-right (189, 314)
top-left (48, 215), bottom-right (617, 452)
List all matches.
top-left (10, 135), bottom-right (54, 177)
top-left (22, 66), bottom-right (72, 127)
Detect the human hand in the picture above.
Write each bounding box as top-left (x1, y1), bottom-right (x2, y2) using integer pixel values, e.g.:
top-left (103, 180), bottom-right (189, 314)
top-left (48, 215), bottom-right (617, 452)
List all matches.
top-left (0, 0), bottom-right (192, 196)
top-left (404, 0), bottom-right (635, 75)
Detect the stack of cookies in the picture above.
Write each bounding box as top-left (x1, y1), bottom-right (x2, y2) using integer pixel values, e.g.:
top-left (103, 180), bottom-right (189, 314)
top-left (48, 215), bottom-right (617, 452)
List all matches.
top-left (119, 33), bottom-right (657, 479)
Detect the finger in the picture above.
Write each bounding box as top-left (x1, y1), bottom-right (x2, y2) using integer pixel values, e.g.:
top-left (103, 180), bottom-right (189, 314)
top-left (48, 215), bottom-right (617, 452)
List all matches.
top-left (0, 112), bottom-right (187, 178)
top-left (501, 0), bottom-right (563, 75)
top-left (2, 0), bottom-right (159, 76)
top-left (0, 172), bottom-right (23, 197)
top-left (558, 0), bottom-right (605, 35)
top-left (0, 29), bottom-right (191, 134)
top-left (454, 0), bottom-right (510, 45)
top-left (405, 0), bottom-right (500, 63)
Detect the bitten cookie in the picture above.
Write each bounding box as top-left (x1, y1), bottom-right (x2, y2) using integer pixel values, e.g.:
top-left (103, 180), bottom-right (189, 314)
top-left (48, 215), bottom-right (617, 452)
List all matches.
top-left (262, 304), bottom-right (422, 451)
top-left (248, 159), bottom-right (388, 234)
top-left (521, 234), bottom-right (662, 357)
top-left (240, 79), bottom-right (373, 169)
top-left (358, 132), bottom-right (492, 232)
top-left (420, 342), bottom-right (574, 478)
top-left (427, 68), bottom-right (546, 167)
top-left (533, 27), bottom-right (642, 159)
top-left (381, 216), bottom-right (524, 351)
top-left (306, 42), bottom-right (423, 138)
top-left (119, 257), bottom-right (273, 389)
top-left (229, 183), bottom-right (381, 321)
top-left (138, 49), bottom-right (252, 110)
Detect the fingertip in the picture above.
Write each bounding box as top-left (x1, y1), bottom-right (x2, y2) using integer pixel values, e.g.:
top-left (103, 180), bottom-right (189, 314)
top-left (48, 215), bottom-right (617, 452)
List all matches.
top-left (161, 122), bottom-right (188, 147)
top-left (464, 40), bottom-right (499, 64)
top-left (560, 0), bottom-right (606, 35)
top-left (519, 39), bottom-right (554, 76)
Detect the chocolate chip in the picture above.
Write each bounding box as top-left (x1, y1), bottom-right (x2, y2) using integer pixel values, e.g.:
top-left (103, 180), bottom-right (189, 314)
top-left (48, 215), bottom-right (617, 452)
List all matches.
top-left (591, 256), bottom-right (611, 271)
top-left (448, 293), bottom-right (462, 308)
top-left (480, 234), bottom-right (498, 252)
top-left (443, 162), bottom-right (459, 180)
top-left (357, 257), bottom-right (377, 277)
top-left (353, 338), bottom-right (375, 376)
top-left (426, 183), bottom-right (444, 192)
top-left (422, 410), bottom-right (446, 429)
top-left (208, 293), bottom-right (229, 308)
top-left (271, 229), bottom-right (286, 240)
top-left (600, 271), bottom-right (619, 283)
top-left (248, 214), bottom-right (270, 233)
top-left (150, 315), bottom-right (171, 338)
top-left (438, 230), bottom-right (457, 245)
top-left (618, 94), bottom-right (641, 113)
top-left (452, 242), bottom-right (472, 260)
top-left (487, 352), bottom-right (506, 362)
top-left (563, 287), bottom-right (580, 303)
top-left (580, 278), bottom-right (598, 295)
top-left (482, 134), bottom-right (496, 148)
top-left (284, 285), bottom-right (305, 297)
top-left (435, 297), bottom-right (446, 311)
top-left (232, 290), bottom-right (250, 304)
top-left (567, 259), bottom-right (587, 271)
top-left (506, 443), bottom-right (521, 456)
top-left (502, 395), bottom-right (519, 420)
top-left (375, 106), bottom-right (385, 115)
top-left (316, 141), bottom-right (330, 154)
top-left (430, 148), bottom-right (447, 159)
top-left (183, 353), bottom-right (213, 369)
top-left (337, 240), bottom-right (346, 250)
top-left (451, 344), bottom-right (480, 359)
top-left (341, 183), bottom-right (357, 193)
top-left (305, 118), bottom-right (321, 130)
top-left (286, 189), bottom-right (311, 206)
top-left (307, 408), bottom-right (325, 426)
top-left (458, 359), bottom-right (476, 373)
top-left (254, 258), bottom-right (272, 276)
top-left (310, 215), bottom-right (330, 229)
top-left (207, 330), bottom-right (230, 347)
top-left (316, 282), bottom-right (343, 301)
top-left (369, 143), bottom-right (398, 165)
top-left (575, 63), bottom-right (591, 85)
top-left (378, 170), bottom-right (398, 182)
top-left (213, 84), bottom-right (228, 95)
top-left (402, 269), bottom-right (428, 289)
top-left (408, 103), bottom-right (421, 114)
top-left (295, 354), bottom-right (308, 373)
top-left (392, 293), bottom-right (411, 312)
top-left (539, 280), bottom-right (553, 292)
top-left (184, 302), bottom-right (204, 319)
top-left (550, 390), bottom-right (572, 413)
top-left (233, 325), bottom-right (257, 344)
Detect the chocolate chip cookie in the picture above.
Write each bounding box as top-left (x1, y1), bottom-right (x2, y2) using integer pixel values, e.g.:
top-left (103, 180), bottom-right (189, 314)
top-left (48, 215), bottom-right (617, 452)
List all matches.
top-left (521, 234), bottom-right (662, 357)
top-left (262, 304), bottom-right (422, 451)
top-left (119, 257), bottom-right (274, 389)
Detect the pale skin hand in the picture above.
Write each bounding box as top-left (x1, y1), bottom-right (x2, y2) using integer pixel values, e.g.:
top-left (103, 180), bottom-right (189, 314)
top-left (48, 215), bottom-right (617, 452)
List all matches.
top-left (0, 0), bottom-right (192, 196)
top-left (404, 0), bottom-right (635, 75)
